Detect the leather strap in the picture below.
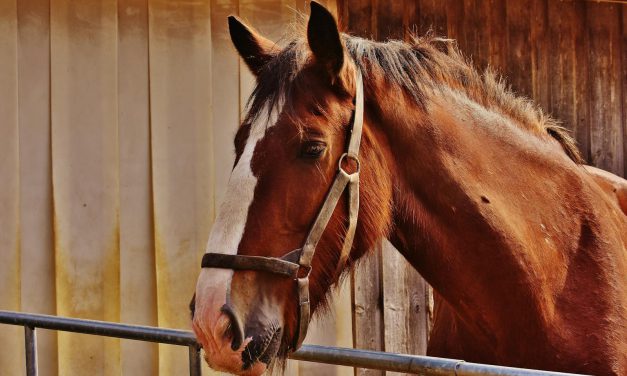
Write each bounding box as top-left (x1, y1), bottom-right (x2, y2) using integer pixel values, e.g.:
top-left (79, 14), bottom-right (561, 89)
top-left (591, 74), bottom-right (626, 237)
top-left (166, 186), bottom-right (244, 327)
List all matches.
top-left (200, 69), bottom-right (365, 352)
top-left (201, 253), bottom-right (300, 278)
top-left (293, 70), bottom-right (364, 349)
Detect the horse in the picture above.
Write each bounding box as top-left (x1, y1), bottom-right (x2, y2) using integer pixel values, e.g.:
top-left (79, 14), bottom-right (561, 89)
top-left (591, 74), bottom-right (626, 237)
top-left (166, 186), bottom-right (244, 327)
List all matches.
top-left (191, 2), bottom-right (627, 375)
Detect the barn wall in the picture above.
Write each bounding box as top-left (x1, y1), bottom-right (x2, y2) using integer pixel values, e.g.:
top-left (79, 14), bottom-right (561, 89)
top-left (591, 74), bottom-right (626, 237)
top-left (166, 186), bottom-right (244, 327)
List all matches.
top-left (339, 0), bottom-right (626, 177)
top-left (0, 1), bottom-right (353, 375)
top-left (338, 1), bottom-right (625, 375)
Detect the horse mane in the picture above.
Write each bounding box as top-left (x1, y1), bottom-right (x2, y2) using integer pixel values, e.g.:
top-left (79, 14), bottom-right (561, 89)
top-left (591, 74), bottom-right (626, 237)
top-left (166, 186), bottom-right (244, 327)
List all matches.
top-left (344, 34), bottom-right (584, 164)
top-left (245, 31), bottom-right (584, 164)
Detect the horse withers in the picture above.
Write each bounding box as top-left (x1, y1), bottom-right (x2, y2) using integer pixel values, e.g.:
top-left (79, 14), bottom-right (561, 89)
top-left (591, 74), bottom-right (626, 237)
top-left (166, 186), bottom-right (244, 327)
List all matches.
top-left (191, 2), bottom-right (627, 375)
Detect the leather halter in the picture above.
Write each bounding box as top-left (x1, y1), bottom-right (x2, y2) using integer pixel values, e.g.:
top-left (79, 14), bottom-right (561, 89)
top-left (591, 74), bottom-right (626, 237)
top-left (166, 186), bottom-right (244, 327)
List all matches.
top-left (201, 69), bottom-right (364, 351)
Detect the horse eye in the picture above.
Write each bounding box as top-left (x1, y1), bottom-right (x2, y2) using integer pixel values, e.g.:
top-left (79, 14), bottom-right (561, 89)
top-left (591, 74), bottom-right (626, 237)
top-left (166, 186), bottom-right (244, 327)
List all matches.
top-left (300, 141), bottom-right (327, 159)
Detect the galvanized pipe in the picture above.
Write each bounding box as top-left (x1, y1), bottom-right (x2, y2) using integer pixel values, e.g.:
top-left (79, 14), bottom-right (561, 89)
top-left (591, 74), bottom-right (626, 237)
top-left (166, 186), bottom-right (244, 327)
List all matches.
top-left (290, 345), bottom-right (586, 376)
top-left (188, 345), bottom-right (202, 376)
top-left (0, 310), bottom-right (586, 376)
top-left (24, 326), bottom-right (38, 376)
top-left (0, 310), bottom-right (196, 346)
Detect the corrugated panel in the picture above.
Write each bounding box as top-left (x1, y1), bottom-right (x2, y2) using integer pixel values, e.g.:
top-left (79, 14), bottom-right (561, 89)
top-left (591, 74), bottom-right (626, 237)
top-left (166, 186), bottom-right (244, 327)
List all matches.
top-left (0, 0), bottom-right (22, 374)
top-left (147, 0), bottom-right (214, 374)
top-left (17, 0), bottom-right (57, 374)
top-left (50, 0), bottom-right (120, 375)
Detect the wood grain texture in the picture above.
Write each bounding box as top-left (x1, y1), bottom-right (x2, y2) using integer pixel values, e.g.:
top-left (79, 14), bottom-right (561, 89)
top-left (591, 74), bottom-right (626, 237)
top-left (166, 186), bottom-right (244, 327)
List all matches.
top-left (587, 2), bottom-right (624, 175)
top-left (530, 0), bottom-right (549, 110)
top-left (417, 0), bottom-right (447, 37)
top-left (381, 242), bottom-right (430, 376)
top-left (622, 5), bottom-right (627, 177)
top-left (505, 0), bottom-right (533, 98)
top-left (486, 0), bottom-right (506, 71)
top-left (351, 249), bottom-right (384, 376)
top-left (546, 1), bottom-right (589, 161)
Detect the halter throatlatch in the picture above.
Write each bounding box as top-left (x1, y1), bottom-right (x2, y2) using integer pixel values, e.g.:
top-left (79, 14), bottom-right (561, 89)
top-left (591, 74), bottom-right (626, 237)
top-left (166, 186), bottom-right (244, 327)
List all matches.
top-left (201, 69), bottom-right (365, 351)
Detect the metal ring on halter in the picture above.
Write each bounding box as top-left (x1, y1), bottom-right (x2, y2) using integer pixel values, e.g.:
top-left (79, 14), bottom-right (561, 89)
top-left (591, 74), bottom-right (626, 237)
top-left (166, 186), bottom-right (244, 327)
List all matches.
top-left (338, 152), bottom-right (360, 177)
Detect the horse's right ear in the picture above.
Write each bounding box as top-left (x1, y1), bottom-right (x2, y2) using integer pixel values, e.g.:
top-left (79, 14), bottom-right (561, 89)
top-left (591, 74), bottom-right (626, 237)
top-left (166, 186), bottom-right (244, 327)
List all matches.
top-left (228, 16), bottom-right (276, 76)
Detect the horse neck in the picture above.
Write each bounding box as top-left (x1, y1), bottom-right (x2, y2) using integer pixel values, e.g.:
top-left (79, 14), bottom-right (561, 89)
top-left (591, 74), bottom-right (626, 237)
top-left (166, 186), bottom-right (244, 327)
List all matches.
top-left (369, 84), bottom-right (592, 344)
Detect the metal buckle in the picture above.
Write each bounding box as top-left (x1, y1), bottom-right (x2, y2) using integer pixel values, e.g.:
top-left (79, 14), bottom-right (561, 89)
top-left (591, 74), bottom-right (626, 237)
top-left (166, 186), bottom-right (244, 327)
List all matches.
top-left (338, 152), bottom-right (360, 177)
top-left (297, 264), bottom-right (312, 280)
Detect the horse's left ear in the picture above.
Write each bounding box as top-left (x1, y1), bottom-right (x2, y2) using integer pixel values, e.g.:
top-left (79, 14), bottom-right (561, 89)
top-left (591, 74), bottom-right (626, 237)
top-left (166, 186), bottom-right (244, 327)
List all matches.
top-left (307, 1), bottom-right (344, 80)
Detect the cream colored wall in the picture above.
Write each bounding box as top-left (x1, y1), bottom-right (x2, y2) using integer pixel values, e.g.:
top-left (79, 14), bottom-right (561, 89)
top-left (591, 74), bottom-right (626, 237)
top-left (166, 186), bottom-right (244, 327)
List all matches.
top-left (0, 0), bottom-right (352, 375)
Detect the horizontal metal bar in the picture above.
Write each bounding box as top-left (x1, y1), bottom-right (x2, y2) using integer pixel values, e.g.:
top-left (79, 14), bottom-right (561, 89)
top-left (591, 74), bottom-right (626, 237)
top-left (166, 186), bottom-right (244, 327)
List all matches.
top-left (290, 345), bottom-right (586, 376)
top-left (0, 311), bottom-right (586, 376)
top-left (0, 310), bottom-right (196, 346)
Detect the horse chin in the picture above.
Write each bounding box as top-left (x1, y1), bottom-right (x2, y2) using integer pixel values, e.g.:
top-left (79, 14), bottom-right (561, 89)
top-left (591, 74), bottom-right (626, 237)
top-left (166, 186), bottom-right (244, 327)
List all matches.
top-left (239, 362), bottom-right (268, 376)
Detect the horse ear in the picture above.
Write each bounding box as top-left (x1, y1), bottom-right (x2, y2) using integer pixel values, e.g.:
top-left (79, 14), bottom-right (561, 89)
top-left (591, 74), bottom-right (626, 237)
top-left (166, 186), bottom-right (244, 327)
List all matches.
top-left (228, 16), bottom-right (276, 76)
top-left (307, 1), bottom-right (344, 80)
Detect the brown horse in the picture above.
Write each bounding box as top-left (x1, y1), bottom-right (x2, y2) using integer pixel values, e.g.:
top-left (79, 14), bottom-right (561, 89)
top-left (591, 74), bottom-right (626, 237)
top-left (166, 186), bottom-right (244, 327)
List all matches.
top-left (191, 2), bottom-right (627, 375)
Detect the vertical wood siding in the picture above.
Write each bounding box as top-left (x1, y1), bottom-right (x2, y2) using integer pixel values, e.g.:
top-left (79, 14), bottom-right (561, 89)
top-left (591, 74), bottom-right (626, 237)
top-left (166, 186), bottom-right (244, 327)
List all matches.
top-left (340, 0), bottom-right (626, 177)
top-left (339, 1), bottom-right (625, 375)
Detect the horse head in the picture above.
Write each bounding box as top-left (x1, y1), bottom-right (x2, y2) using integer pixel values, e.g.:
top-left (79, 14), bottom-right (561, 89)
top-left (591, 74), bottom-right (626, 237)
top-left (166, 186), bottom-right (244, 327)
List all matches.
top-left (191, 3), bottom-right (393, 374)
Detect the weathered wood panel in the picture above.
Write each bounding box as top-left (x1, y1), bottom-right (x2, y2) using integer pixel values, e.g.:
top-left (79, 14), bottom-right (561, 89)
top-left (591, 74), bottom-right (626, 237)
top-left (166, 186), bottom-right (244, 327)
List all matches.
top-left (342, 0), bottom-right (625, 176)
top-left (587, 2), bottom-right (624, 175)
top-left (341, 3), bottom-right (435, 376)
top-left (339, 1), bottom-right (626, 373)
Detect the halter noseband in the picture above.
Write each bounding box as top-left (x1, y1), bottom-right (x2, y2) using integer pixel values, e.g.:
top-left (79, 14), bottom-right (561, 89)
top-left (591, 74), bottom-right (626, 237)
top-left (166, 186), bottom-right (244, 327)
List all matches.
top-left (201, 69), bottom-right (364, 351)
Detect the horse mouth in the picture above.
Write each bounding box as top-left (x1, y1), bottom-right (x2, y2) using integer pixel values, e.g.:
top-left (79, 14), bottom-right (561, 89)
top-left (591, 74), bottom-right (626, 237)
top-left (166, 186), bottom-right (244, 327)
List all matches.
top-left (242, 327), bottom-right (282, 370)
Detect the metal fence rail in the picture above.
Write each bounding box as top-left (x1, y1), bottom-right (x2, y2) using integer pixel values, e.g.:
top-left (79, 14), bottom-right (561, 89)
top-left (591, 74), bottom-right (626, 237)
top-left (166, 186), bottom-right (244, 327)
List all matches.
top-left (0, 310), bottom-right (585, 376)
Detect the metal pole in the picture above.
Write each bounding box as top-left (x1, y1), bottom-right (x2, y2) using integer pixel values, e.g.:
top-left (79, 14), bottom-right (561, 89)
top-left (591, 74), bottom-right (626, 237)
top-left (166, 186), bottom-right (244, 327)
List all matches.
top-left (24, 326), bottom-right (38, 376)
top-left (0, 311), bottom-right (588, 376)
top-left (188, 345), bottom-right (202, 376)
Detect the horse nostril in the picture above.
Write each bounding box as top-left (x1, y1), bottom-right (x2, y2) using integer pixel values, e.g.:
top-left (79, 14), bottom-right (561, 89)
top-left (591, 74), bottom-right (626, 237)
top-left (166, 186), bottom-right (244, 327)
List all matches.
top-left (220, 304), bottom-right (244, 351)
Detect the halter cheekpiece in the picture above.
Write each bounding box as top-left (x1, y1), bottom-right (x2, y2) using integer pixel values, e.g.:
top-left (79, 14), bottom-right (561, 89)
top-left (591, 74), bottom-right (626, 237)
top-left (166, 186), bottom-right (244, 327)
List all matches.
top-left (201, 69), bottom-right (364, 351)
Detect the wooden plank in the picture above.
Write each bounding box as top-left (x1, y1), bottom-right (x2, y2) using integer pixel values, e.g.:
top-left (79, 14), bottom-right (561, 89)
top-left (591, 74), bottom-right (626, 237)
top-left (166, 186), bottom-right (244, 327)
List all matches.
top-left (117, 0), bottom-right (158, 374)
top-left (417, 0), bottom-right (447, 37)
top-left (381, 242), bottom-right (431, 376)
top-left (376, 0), bottom-right (403, 40)
top-left (586, 2), bottom-right (623, 175)
top-left (17, 0), bottom-right (58, 374)
top-left (622, 5), bottom-right (626, 177)
top-left (486, 0), bottom-right (507, 71)
top-left (346, 0), bottom-right (374, 39)
top-left (50, 0), bottom-right (120, 374)
top-left (403, 0), bottom-right (418, 39)
top-left (505, 0), bottom-right (533, 98)
top-left (462, 0), bottom-right (490, 71)
top-left (375, 7), bottom-right (432, 373)
top-left (351, 248), bottom-right (384, 376)
top-left (530, 0), bottom-right (550, 110)
top-left (546, 0), bottom-right (588, 162)
top-left (341, 3), bottom-right (385, 376)
top-left (444, 0), bottom-right (464, 42)
top-left (0, 1), bottom-right (23, 374)
top-left (147, 0), bottom-right (214, 373)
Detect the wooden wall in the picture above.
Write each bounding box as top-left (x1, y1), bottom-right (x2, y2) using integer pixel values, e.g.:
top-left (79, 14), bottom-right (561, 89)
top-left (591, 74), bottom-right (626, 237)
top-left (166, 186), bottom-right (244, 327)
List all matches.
top-left (339, 0), bottom-right (626, 178)
top-left (338, 1), bottom-right (625, 375)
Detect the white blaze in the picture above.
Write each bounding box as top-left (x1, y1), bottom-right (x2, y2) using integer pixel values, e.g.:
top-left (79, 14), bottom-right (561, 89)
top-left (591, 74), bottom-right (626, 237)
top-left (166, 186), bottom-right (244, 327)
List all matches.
top-left (195, 102), bottom-right (282, 323)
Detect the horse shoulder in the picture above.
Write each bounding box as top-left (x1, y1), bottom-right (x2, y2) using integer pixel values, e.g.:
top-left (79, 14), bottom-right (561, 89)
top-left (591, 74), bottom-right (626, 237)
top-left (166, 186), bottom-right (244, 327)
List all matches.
top-left (581, 165), bottom-right (627, 217)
